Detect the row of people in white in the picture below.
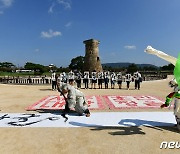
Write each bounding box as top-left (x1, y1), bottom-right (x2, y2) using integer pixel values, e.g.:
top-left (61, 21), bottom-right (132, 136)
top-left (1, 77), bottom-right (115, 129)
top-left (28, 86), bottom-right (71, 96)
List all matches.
top-left (52, 71), bottom-right (142, 89)
top-left (53, 71), bottom-right (141, 81)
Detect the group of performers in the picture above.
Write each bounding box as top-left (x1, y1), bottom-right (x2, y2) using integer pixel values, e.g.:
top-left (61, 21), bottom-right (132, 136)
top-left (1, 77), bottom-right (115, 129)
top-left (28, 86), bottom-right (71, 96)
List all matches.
top-left (51, 70), bottom-right (142, 90)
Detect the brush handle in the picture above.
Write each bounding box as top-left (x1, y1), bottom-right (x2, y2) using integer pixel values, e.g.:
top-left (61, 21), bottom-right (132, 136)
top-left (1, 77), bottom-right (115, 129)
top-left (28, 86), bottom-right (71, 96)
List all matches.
top-left (145, 46), bottom-right (177, 65)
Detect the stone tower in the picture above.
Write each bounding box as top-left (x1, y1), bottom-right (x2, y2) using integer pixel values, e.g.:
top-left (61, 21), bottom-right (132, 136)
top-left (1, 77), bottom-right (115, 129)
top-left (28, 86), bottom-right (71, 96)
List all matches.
top-left (83, 39), bottom-right (103, 72)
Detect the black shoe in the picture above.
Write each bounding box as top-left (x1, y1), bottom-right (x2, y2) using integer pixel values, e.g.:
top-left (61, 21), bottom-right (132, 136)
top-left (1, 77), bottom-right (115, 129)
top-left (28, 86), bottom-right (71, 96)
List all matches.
top-left (84, 109), bottom-right (90, 117)
top-left (84, 109), bottom-right (90, 114)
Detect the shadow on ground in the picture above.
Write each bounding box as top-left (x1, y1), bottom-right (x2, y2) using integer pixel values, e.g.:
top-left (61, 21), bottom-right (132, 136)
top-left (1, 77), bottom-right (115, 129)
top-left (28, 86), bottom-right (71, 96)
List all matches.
top-left (27, 110), bottom-right (180, 134)
top-left (69, 119), bottom-right (179, 135)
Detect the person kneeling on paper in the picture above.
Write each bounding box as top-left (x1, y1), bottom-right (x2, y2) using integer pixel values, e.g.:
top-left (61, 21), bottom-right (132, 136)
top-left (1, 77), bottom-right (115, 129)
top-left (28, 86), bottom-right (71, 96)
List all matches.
top-left (59, 81), bottom-right (90, 117)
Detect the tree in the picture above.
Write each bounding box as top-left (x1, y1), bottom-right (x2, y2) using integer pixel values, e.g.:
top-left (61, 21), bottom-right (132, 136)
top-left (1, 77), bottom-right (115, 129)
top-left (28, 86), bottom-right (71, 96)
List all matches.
top-left (0, 62), bottom-right (15, 68)
top-left (24, 62), bottom-right (48, 74)
top-left (142, 66), bottom-right (159, 71)
top-left (160, 63), bottom-right (174, 71)
top-left (0, 62), bottom-right (16, 72)
top-left (127, 63), bottom-right (138, 73)
top-left (57, 67), bottom-right (70, 73)
top-left (69, 56), bottom-right (85, 71)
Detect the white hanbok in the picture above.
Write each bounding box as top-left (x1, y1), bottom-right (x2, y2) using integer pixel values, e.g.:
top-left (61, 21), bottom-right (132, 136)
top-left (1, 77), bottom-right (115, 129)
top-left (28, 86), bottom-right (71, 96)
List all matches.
top-left (61, 84), bottom-right (88, 114)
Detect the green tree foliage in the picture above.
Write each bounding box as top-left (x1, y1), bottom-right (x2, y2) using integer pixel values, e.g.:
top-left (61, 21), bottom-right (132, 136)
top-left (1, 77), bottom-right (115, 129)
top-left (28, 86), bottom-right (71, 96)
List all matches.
top-left (141, 66), bottom-right (159, 71)
top-left (103, 65), bottom-right (112, 71)
top-left (127, 63), bottom-right (138, 73)
top-left (160, 63), bottom-right (174, 71)
top-left (0, 62), bottom-right (16, 72)
top-left (0, 62), bottom-right (15, 68)
top-left (24, 62), bottom-right (48, 75)
top-left (69, 56), bottom-right (85, 71)
top-left (57, 67), bottom-right (70, 73)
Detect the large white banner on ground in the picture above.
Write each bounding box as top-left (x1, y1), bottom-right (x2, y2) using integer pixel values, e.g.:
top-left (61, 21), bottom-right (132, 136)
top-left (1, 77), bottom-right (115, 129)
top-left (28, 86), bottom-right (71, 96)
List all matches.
top-left (0, 112), bottom-right (176, 127)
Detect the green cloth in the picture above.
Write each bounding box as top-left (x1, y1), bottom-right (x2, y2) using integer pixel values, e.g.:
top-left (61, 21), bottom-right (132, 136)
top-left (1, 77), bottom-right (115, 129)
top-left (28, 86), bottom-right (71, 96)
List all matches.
top-left (174, 53), bottom-right (180, 87)
top-left (165, 92), bottom-right (180, 106)
top-left (164, 53), bottom-right (180, 107)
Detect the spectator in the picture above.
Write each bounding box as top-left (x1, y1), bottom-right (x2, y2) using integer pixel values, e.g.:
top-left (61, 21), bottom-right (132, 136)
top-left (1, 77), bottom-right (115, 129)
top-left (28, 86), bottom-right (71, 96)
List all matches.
top-left (98, 72), bottom-right (103, 89)
top-left (134, 71), bottom-right (142, 90)
top-left (125, 72), bottom-right (131, 90)
top-left (104, 72), bottom-right (109, 89)
top-left (51, 71), bottom-right (57, 90)
top-left (84, 71), bottom-right (89, 89)
top-left (117, 72), bottom-right (123, 89)
top-left (68, 70), bottom-right (75, 83)
top-left (110, 72), bottom-right (116, 89)
top-left (91, 71), bottom-right (97, 89)
top-left (76, 71), bottom-right (82, 89)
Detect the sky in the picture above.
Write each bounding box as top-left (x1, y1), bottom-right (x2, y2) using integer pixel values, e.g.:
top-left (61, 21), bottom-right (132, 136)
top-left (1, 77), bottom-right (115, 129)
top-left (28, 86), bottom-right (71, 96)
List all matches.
top-left (0, 0), bottom-right (180, 67)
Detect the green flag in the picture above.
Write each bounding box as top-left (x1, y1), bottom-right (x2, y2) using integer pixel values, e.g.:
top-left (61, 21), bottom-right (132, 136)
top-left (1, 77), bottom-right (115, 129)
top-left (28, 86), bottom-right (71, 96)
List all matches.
top-left (174, 53), bottom-right (180, 87)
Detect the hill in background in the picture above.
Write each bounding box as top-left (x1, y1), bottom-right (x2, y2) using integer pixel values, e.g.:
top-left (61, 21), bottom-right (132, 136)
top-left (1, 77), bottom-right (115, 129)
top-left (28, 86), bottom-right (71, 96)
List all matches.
top-left (102, 62), bottom-right (159, 69)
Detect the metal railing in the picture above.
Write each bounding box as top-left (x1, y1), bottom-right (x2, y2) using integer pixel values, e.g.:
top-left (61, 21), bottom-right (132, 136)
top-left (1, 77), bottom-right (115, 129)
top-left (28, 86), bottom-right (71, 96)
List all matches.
top-left (0, 77), bottom-right (52, 85)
